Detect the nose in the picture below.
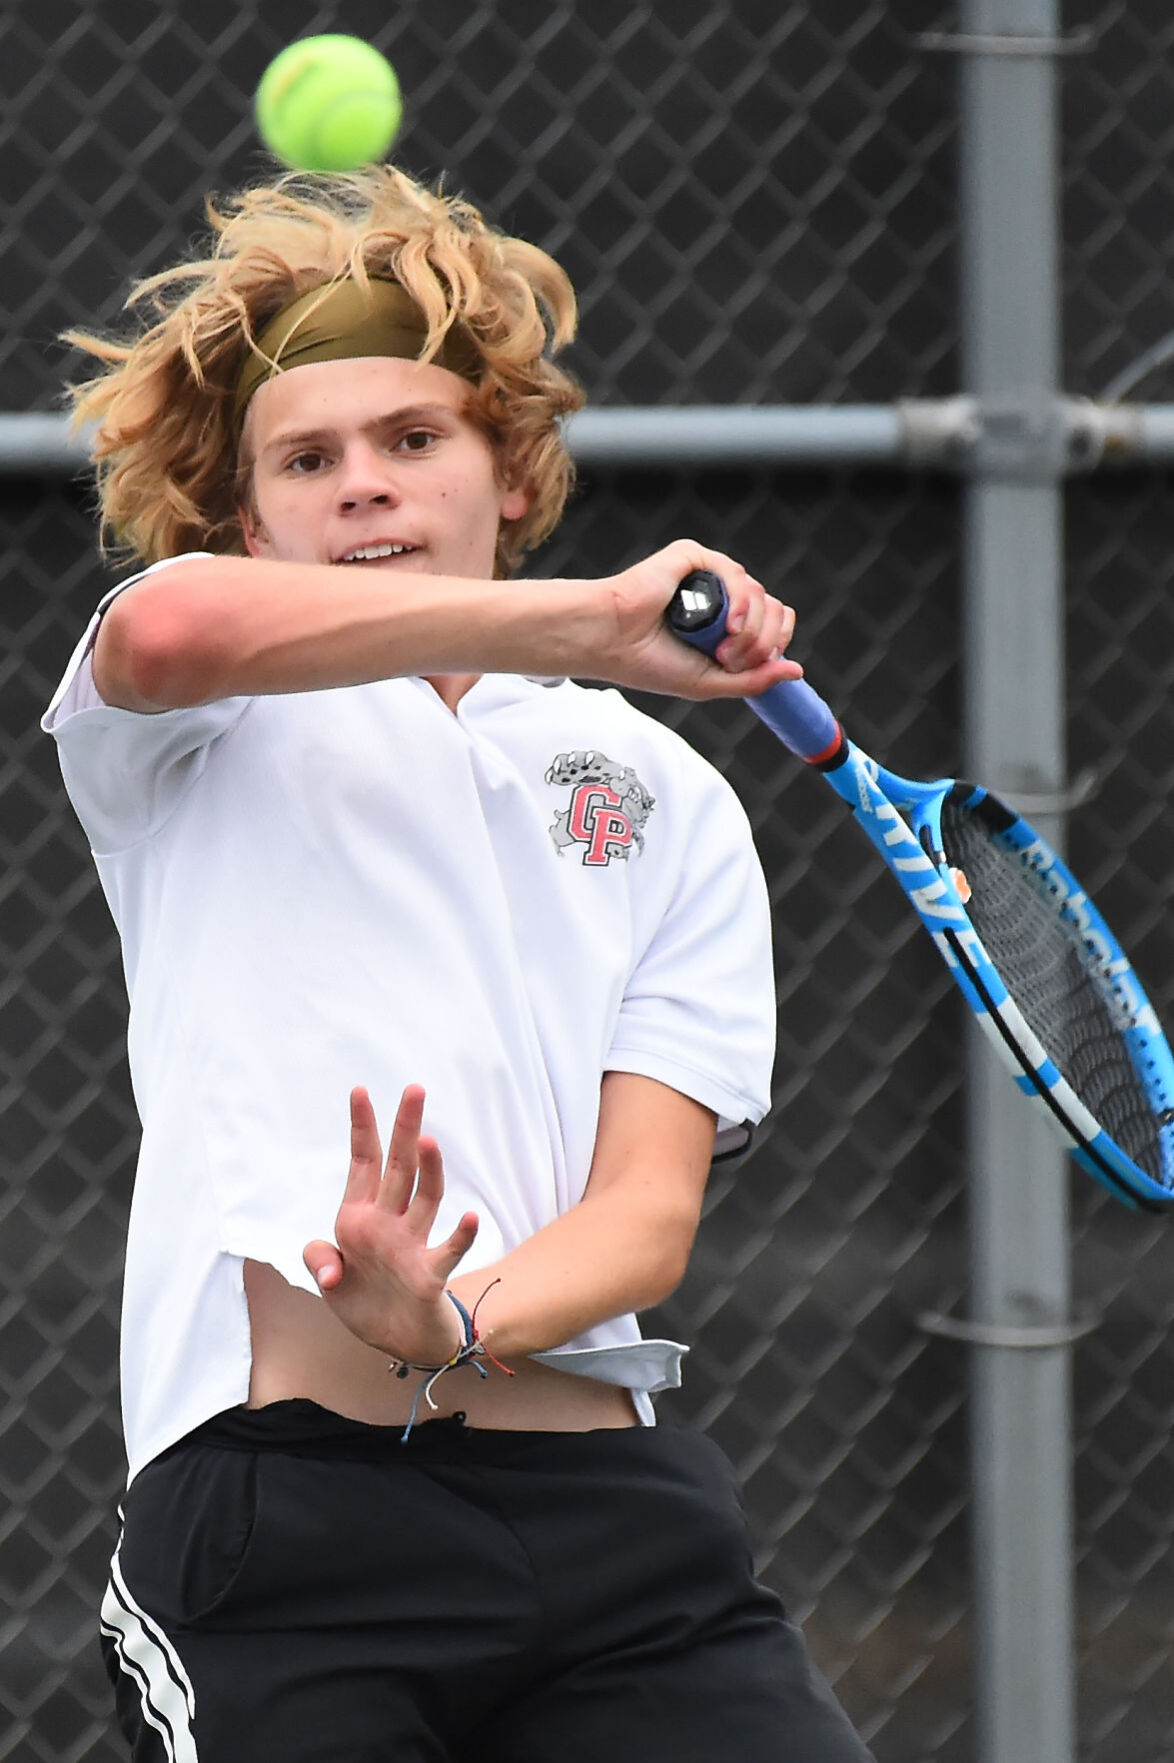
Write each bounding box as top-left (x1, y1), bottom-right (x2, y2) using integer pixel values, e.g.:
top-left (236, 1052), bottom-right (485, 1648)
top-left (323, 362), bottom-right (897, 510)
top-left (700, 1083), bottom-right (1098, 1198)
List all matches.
top-left (336, 440), bottom-right (401, 513)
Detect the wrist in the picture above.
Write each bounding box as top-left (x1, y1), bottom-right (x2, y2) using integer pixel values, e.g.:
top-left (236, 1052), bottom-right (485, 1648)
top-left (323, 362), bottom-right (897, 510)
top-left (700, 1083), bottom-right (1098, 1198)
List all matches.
top-left (386, 1292), bottom-right (465, 1373)
top-left (391, 1284), bottom-right (513, 1442)
top-left (516, 577), bottom-right (616, 681)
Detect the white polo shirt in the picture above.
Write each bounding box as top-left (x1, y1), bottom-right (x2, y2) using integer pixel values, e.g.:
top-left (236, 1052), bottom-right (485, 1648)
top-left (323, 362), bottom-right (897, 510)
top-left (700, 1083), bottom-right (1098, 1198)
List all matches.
top-left (43, 558), bottom-right (776, 1481)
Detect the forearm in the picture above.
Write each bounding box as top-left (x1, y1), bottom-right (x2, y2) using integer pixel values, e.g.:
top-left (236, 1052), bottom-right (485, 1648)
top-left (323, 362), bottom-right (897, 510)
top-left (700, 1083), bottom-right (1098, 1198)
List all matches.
top-left (446, 1073), bottom-right (716, 1361)
top-left (95, 556), bottom-right (603, 708)
top-left (447, 1187), bottom-right (695, 1362)
top-left (93, 541), bottom-right (800, 712)
top-left (304, 1076), bottom-right (715, 1367)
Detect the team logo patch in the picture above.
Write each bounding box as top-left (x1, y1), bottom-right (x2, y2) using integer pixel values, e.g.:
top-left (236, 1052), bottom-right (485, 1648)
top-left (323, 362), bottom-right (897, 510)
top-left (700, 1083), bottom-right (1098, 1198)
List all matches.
top-left (545, 751), bottom-right (655, 866)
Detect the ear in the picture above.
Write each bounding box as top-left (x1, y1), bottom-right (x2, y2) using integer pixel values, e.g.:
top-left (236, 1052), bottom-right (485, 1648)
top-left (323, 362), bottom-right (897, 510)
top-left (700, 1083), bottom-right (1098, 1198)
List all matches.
top-left (238, 497), bottom-right (269, 558)
top-left (500, 483), bottom-right (531, 523)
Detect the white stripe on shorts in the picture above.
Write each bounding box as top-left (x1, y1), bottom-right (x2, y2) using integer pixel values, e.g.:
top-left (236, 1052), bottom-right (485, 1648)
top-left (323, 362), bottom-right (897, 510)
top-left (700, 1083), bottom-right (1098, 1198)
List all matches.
top-left (100, 1540), bottom-right (198, 1763)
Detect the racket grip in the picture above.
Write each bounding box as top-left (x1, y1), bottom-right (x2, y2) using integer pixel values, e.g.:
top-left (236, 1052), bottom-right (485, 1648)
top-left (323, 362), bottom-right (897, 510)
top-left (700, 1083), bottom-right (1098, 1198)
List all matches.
top-left (667, 570), bottom-right (842, 763)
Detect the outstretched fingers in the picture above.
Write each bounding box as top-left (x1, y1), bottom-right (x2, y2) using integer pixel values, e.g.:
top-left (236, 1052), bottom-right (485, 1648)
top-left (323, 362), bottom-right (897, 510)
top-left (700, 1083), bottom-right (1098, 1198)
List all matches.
top-left (338, 1078), bottom-right (458, 1245)
top-left (379, 1083), bottom-right (428, 1212)
top-left (343, 1087), bottom-right (384, 1205)
top-left (405, 1132), bottom-right (446, 1233)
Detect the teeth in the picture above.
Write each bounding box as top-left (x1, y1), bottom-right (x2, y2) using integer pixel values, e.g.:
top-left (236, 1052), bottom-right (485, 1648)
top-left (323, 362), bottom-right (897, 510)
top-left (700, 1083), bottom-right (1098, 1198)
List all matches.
top-left (341, 543), bottom-right (413, 562)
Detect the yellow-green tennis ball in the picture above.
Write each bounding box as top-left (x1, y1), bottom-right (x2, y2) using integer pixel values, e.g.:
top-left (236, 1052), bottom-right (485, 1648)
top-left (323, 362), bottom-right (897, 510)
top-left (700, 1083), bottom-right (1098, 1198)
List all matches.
top-left (255, 36), bottom-right (402, 172)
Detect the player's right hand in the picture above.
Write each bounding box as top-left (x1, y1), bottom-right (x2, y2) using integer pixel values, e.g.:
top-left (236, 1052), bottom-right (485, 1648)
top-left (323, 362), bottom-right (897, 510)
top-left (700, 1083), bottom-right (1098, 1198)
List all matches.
top-left (592, 539), bottom-right (802, 701)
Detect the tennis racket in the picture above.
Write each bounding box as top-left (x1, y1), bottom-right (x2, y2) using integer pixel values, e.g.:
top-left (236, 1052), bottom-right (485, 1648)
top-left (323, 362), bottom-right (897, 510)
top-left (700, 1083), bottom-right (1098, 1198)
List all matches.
top-left (669, 569), bottom-right (1174, 1212)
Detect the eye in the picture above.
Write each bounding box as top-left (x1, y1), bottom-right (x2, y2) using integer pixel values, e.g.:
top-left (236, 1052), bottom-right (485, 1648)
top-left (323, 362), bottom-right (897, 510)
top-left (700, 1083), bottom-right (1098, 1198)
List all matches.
top-left (397, 428), bottom-right (439, 453)
top-left (286, 450), bottom-right (327, 474)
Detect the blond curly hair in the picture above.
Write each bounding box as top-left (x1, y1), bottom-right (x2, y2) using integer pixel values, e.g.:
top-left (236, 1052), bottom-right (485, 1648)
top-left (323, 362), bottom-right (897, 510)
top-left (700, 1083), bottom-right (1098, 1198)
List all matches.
top-left (64, 166), bottom-right (585, 575)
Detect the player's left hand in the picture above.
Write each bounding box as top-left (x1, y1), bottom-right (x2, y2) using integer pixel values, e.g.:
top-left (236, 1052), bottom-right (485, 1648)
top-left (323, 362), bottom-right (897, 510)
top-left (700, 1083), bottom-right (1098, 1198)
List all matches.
top-left (303, 1085), bottom-right (478, 1365)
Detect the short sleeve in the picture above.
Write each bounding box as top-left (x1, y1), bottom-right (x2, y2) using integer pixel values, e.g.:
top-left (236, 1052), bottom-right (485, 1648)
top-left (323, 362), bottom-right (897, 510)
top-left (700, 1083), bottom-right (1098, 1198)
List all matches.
top-left (41, 554), bottom-right (251, 854)
top-left (606, 761), bottom-right (776, 1159)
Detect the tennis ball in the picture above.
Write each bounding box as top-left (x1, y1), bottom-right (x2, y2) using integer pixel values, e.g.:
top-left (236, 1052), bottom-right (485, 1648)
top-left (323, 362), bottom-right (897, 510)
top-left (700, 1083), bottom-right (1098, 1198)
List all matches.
top-left (255, 36), bottom-right (402, 172)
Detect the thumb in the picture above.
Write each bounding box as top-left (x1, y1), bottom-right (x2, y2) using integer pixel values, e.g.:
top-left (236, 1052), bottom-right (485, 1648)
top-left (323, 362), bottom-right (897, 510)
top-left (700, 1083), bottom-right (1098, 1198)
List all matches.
top-left (304, 1239), bottom-right (345, 1293)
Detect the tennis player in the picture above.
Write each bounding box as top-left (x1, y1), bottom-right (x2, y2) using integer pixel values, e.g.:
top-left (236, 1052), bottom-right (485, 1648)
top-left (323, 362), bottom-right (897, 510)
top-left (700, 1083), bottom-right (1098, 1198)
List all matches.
top-left (44, 166), bottom-right (873, 1762)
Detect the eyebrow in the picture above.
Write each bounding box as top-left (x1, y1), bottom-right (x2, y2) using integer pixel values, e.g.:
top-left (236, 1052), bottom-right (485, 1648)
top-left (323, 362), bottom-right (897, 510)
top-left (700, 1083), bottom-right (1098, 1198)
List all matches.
top-left (262, 403), bottom-right (459, 457)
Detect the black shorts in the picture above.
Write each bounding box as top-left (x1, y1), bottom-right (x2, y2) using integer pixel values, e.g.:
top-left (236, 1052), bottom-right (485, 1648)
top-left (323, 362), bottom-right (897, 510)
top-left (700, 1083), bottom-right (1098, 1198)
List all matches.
top-left (101, 1400), bottom-right (872, 1763)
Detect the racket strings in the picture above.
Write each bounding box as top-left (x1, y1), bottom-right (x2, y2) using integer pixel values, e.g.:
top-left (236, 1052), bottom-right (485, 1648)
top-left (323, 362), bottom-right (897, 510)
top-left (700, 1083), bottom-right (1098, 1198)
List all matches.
top-left (939, 801), bottom-right (1163, 1181)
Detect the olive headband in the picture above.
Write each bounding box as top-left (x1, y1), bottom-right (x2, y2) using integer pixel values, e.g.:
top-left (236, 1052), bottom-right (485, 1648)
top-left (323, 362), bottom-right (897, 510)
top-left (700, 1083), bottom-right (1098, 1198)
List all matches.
top-left (232, 278), bottom-right (481, 437)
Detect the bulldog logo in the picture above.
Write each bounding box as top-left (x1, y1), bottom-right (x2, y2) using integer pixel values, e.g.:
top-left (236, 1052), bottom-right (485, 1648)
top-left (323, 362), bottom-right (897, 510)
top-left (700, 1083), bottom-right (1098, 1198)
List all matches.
top-left (545, 751), bottom-right (655, 866)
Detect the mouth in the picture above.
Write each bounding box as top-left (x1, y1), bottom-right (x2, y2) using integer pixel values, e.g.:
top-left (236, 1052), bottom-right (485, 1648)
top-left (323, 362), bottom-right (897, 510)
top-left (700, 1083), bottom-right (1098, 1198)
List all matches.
top-left (335, 542), bottom-right (421, 564)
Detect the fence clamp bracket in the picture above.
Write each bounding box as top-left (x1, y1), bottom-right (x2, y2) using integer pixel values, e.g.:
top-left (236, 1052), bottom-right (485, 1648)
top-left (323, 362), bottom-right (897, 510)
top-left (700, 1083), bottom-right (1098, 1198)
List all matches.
top-left (914, 29), bottom-right (1096, 57)
top-left (900, 395), bottom-right (1107, 479)
top-left (918, 1304), bottom-right (1101, 1349)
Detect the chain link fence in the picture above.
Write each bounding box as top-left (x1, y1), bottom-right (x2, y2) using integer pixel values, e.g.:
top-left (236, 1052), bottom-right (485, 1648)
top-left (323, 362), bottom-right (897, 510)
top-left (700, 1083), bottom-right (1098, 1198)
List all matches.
top-left (1, 4), bottom-right (1173, 1761)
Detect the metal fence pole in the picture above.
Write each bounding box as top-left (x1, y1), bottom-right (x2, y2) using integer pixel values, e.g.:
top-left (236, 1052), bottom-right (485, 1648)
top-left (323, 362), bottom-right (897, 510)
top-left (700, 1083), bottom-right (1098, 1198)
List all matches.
top-left (959, 4), bottom-right (1075, 1761)
top-left (9, 403), bottom-right (1174, 477)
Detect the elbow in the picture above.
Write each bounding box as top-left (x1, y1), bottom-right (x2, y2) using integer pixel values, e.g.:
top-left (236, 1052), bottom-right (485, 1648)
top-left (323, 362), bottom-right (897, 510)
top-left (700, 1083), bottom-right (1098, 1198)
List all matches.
top-left (638, 1216), bottom-right (698, 1309)
top-left (99, 585), bottom-right (233, 709)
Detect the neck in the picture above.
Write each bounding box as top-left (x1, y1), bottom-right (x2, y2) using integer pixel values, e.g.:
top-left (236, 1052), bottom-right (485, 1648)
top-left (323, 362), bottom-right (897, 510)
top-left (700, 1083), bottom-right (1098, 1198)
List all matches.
top-left (424, 671), bottom-right (482, 712)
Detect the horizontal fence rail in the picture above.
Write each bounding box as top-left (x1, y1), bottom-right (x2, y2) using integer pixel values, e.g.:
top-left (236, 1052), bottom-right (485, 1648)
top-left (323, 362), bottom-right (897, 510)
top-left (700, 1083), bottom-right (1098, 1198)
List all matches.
top-left (6, 401), bottom-right (1174, 477)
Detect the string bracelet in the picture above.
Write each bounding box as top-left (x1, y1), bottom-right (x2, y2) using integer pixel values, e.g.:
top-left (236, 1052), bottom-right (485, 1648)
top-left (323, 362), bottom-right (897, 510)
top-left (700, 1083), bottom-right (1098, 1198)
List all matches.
top-left (393, 1280), bottom-right (514, 1441)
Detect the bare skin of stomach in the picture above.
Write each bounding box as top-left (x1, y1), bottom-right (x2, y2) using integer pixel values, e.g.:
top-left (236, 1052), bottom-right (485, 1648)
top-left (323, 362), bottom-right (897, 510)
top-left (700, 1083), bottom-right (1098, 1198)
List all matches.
top-left (244, 1260), bottom-right (639, 1431)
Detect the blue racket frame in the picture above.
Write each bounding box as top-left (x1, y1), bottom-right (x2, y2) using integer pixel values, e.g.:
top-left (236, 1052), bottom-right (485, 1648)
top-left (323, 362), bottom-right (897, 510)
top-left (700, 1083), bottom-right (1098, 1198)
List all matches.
top-left (670, 571), bottom-right (1174, 1211)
